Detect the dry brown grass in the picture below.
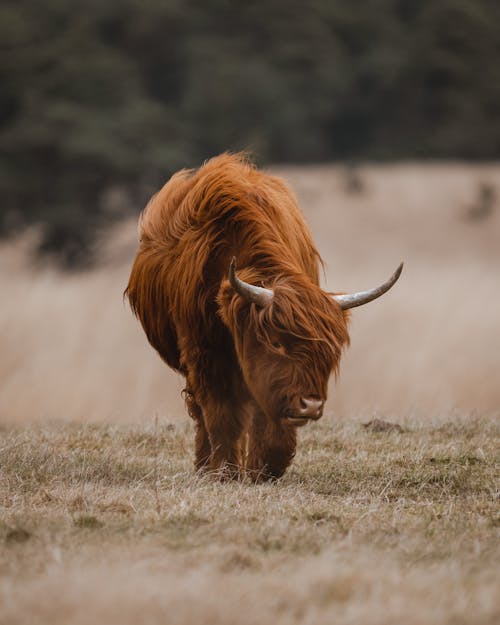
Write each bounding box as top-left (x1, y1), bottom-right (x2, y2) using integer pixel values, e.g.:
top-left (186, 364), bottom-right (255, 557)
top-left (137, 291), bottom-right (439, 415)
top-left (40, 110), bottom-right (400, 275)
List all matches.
top-left (1, 416), bottom-right (498, 624)
top-left (1, 163), bottom-right (499, 624)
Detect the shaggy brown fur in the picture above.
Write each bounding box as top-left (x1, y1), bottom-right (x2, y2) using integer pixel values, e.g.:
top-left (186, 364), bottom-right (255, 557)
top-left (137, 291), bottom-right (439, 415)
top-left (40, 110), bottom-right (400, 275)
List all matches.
top-left (126, 153), bottom-right (350, 480)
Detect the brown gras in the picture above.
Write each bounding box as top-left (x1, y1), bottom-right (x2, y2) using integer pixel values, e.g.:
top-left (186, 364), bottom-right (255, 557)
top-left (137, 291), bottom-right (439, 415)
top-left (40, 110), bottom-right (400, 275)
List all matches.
top-left (1, 416), bottom-right (499, 625)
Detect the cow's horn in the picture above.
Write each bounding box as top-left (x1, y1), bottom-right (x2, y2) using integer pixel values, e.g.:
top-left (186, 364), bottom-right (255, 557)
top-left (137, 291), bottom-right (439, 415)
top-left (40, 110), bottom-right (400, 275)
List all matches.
top-left (333, 263), bottom-right (403, 310)
top-left (229, 257), bottom-right (274, 307)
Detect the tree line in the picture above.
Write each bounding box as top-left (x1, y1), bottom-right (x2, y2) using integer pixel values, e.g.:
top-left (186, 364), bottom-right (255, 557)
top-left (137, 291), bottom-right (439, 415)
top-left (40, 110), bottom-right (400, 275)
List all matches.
top-left (1, 0), bottom-right (499, 265)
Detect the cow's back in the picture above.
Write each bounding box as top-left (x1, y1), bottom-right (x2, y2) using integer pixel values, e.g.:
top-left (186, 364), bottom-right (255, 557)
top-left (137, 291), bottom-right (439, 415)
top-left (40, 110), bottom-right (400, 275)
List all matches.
top-left (126, 153), bottom-right (321, 369)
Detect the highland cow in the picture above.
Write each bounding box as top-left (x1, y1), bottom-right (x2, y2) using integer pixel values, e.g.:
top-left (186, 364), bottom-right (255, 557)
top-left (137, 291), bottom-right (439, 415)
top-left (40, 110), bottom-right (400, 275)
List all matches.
top-left (126, 153), bottom-right (402, 480)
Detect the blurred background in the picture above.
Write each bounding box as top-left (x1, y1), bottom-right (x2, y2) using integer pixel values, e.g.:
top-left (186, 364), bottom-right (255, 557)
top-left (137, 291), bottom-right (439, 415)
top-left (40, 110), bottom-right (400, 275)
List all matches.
top-left (1, 0), bottom-right (499, 423)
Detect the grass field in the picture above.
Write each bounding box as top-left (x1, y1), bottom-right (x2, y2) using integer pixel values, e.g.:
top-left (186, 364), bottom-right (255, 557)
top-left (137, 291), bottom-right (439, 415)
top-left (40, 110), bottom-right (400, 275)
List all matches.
top-left (1, 163), bottom-right (499, 623)
top-left (1, 416), bottom-right (498, 624)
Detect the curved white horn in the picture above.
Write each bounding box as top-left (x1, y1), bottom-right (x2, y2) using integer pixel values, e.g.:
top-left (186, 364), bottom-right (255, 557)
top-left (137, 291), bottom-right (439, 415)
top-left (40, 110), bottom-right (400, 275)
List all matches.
top-left (229, 257), bottom-right (273, 307)
top-left (333, 263), bottom-right (403, 310)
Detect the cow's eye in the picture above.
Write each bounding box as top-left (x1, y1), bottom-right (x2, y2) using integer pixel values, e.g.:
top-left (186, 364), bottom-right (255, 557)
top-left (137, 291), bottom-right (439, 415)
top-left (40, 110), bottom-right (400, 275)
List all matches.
top-left (272, 340), bottom-right (285, 352)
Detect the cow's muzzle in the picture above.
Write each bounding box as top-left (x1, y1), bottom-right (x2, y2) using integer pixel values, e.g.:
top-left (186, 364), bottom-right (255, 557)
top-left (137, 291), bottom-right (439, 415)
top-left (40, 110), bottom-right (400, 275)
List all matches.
top-left (283, 397), bottom-right (324, 426)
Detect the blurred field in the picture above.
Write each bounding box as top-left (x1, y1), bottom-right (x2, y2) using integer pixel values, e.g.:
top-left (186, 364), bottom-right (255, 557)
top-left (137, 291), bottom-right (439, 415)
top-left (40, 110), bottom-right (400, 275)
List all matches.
top-left (1, 163), bottom-right (499, 625)
top-left (1, 162), bottom-right (499, 423)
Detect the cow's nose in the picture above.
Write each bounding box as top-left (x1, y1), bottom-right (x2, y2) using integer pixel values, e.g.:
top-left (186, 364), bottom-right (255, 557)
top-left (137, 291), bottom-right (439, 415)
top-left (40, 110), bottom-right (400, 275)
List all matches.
top-left (299, 397), bottom-right (324, 419)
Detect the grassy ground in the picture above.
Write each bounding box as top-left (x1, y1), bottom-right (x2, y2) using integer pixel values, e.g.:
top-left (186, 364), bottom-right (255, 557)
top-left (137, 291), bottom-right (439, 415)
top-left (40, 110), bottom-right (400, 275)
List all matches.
top-left (1, 415), bottom-right (498, 625)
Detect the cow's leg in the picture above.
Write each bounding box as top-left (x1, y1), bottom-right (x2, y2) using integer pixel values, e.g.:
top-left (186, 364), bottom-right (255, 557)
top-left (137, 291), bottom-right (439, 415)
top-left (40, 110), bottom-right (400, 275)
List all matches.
top-left (246, 410), bottom-right (297, 481)
top-left (184, 350), bottom-right (247, 479)
top-left (203, 399), bottom-right (246, 479)
top-left (184, 388), bottom-right (211, 472)
top-left (194, 419), bottom-right (211, 472)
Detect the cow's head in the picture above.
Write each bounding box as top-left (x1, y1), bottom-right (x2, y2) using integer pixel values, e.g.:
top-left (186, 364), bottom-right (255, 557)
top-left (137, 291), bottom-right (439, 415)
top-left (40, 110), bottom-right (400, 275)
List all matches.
top-left (218, 258), bottom-right (402, 427)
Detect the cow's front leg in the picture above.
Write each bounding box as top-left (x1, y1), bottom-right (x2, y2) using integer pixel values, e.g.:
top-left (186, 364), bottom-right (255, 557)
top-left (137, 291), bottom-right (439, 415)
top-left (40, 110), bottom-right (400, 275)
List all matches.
top-left (203, 400), bottom-right (246, 480)
top-left (246, 410), bottom-right (297, 481)
top-left (183, 390), bottom-right (212, 472)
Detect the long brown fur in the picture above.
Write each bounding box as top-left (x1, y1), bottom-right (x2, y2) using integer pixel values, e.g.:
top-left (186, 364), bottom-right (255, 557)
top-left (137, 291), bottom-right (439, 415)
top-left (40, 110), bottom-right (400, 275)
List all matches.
top-left (126, 153), bottom-right (350, 480)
